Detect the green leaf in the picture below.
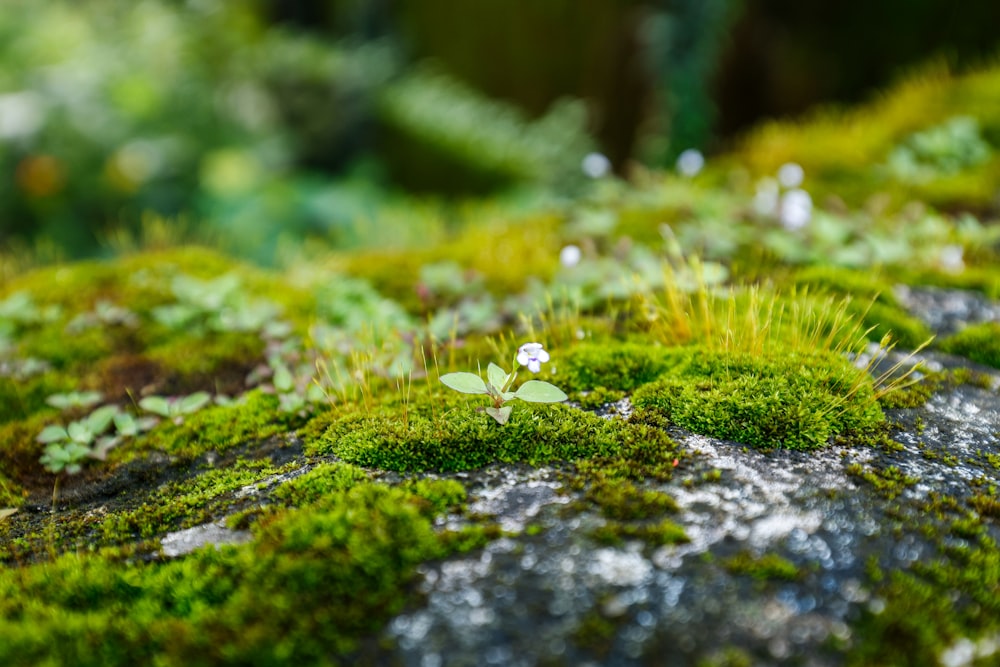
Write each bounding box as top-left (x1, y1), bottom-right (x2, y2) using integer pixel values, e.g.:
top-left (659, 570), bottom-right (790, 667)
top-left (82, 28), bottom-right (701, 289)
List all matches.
top-left (273, 363), bottom-right (295, 393)
top-left (487, 363), bottom-right (508, 392)
top-left (139, 396), bottom-right (172, 417)
top-left (114, 412), bottom-right (138, 437)
top-left (0, 508), bottom-right (16, 521)
top-left (179, 392), bottom-right (211, 414)
top-left (67, 422), bottom-right (94, 445)
top-left (440, 372), bottom-right (488, 395)
top-left (37, 425), bottom-right (68, 444)
top-left (514, 381), bottom-right (568, 403)
top-left (86, 405), bottom-right (119, 434)
top-left (485, 405), bottom-right (512, 425)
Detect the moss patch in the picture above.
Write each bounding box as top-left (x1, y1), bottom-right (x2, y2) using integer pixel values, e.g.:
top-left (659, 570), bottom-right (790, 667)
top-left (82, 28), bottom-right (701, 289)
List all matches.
top-left (939, 322), bottom-right (1000, 369)
top-left (633, 349), bottom-right (884, 450)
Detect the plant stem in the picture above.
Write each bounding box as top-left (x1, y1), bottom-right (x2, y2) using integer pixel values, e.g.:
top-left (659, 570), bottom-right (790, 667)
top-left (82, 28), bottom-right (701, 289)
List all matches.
top-left (50, 476), bottom-right (60, 514)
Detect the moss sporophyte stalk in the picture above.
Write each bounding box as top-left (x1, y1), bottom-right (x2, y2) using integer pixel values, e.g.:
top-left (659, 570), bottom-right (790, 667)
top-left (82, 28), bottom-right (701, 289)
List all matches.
top-left (440, 342), bottom-right (567, 424)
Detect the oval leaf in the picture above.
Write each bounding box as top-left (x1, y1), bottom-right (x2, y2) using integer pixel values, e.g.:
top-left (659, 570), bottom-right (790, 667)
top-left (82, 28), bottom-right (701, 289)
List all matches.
top-left (37, 425), bottom-right (68, 444)
top-left (139, 396), bottom-right (171, 417)
top-left (514, 380), bottom-right (568, 403)
top-left (180, 392), bottom-right (211, 414)
top-left (440, 372), bottom-right (488, 395)
top-left (487, 363), bottom-right (508, 392)
top-left (485, 405), bottom-right (512, 425)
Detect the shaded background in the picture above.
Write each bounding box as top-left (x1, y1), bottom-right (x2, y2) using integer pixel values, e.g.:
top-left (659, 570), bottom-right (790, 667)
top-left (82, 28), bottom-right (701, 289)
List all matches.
top-left (2, 0), bottom-right (999, 262)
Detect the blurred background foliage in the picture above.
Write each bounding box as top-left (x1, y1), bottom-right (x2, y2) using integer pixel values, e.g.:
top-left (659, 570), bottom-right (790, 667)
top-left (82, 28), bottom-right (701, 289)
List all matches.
top-left (1, 0), bottom-right (999, 264)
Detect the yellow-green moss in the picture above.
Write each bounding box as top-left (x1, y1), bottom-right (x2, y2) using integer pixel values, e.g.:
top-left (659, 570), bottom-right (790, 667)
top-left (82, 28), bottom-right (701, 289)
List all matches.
top-left (633, 348), bottom-right (884, 450)
top-left (0, 480), bottom-right (490, 666)
top-left (122, 391), bottom-right (305, 462)
top-left (557, 341), bottom-right (674, 393)
top-left (313, 402), bottom-right (625, 472)
top-left (939, 322), bottom-right (1000, 369)
top-left (722, 551), bottom-right (802, 582)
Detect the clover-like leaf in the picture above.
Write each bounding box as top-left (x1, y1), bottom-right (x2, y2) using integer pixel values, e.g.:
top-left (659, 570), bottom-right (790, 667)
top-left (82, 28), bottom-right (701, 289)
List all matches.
top-left (440, 372), bottom-right (488, 395)
top-left (485, 405), bottom-right (512, 425)
top-left (514, 381), bottom-right (568, 403)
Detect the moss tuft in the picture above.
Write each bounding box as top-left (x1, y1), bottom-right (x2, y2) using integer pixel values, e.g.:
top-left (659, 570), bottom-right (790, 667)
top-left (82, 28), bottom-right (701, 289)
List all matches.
top-left (312, 403), bottom-right (625, 471)
top-left (939, 322), bottom-right (1000, 369)
top-left (633, 349), bottom-right (884, 450)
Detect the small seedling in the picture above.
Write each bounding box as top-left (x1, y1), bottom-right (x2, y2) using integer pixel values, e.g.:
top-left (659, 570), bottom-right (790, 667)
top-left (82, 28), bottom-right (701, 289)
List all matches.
top-left (45, 391), bottom-right (103, 411)
top-left (37, 404), bottom-right (120, 512)
top-left (139, 392), bottom-right (212, 421)
top-left (440, 342), bottom-right (567, 424)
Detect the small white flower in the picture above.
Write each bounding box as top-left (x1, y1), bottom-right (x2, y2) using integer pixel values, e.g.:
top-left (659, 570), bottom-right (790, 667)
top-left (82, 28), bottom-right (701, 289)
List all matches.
top-left (559, 244), bottom-right (582, 268)
top-left (675, 148), bottom-right (705, 177)
top-left (780, 188), bottom-right (813, 230)
top-left (517, 342), bottom-right (550, 374)
top-left (777, 162), bottom-right (804, 188)
top-left (581, 152), bottom-right (611, 179)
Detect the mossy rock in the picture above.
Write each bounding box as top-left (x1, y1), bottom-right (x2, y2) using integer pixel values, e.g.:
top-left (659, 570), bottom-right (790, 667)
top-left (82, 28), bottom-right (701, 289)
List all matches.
top-left (557, 341), bottom-right (674, 393)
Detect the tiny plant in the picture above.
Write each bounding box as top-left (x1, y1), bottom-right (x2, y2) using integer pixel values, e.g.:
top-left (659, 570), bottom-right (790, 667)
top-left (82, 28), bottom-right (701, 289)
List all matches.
top-left (37, 404), bottom-right (120, 512)
top-left (139, 392), bottom-right (212, 422)
top-left (440, 342), bottom-right (567, 424)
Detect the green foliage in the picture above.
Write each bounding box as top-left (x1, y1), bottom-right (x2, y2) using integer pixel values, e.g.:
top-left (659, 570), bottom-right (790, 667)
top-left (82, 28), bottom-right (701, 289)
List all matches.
top-left (0, 481), bottom-right (488, 665)
top-left (633, 349), bottom-right (885, 450)
top-left (722, 551), bottom-right (802, 581)
top-left (314, 403), bottom-right (622, 471)
top-left (939, 322), bottom-right (1000, 369)
top-left (557, 342), bottom-right (673, 392)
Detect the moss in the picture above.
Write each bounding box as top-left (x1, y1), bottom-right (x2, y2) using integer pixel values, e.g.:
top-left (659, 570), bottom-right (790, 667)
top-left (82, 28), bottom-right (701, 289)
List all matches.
top-left (591, 517), bottom-right (689, 547)
top-left (99, 458), bottom-right (296, 541)
top-left (312, 402), bottom-right (625, 472)
top-left (0, 373), bottom-right (73, 426)
top-left (122, 391), bottom-right (305, 461)
top-left (850, 537), bottom-right (1000, 666)
top-left (633, 349), bottom-right (884, 450)
top-left (846, 463), bottom-right (919, 500)
top-left (722, 551), bottom-right (801, 581)
top-left (0, 480), bottom-right (489, 665)
top-left (271, 462), bottom-right (370, 507)
top-left (571, 386), bottom-right (625, 410)
top-left (557, 341), bottom-right (674, 392)
top-left (572, 413), bottom-right (687, 483)
top-left (939, 322), bottom-right (1000, 369)
top-left (585, 480), bottom-right (678, 521)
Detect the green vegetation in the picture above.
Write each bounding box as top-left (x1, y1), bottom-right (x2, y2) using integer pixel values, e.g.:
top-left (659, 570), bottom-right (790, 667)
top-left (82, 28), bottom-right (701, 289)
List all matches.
top-left (633, 349), bottom-right (885, 450)
top-left (939, 322), bottom-right (1000, 369)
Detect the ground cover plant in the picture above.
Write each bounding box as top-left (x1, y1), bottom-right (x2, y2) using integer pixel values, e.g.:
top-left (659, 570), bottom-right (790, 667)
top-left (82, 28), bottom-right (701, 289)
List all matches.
top-left (0, 56), bottom-right (999, 667)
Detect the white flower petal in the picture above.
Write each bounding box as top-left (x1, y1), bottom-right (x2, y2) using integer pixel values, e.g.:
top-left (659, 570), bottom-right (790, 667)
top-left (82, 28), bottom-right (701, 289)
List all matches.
top-left (528, 360), bottom-right (541, 373)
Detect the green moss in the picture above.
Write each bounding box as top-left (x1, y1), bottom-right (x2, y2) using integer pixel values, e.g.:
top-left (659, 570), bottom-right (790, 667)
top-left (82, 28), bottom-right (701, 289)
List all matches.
top-left (0, 480), bottom-right (489, 665)
top-left (633, 349), bottom-right (884, 450)
top-left (312, 403), bottom-right (625, 472)
top-left (573, 413), bottom-right (687, 482)
top-left (571, 386), bottom-right (625, 410)
top-left (271, 462), bottom-right (369, 507)
top-left (100, 458), bottom-right (296, 541)
top-left (557, 341), bottom-right (674, 393)
top-left (850, 537), bottom-right (1000, 666)
top-left (722, 551), bottom-right (801, 581)
top-left (846, 463), bottom-right (919, 500)
top-left (585, 480), bottom-right (678, 521)
top-left (123, 391), bottom-right (305, 461)
top-left (939, 322), bottom-right (1000, 369)
top-left (591, 517), bottom-right (689, 547)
